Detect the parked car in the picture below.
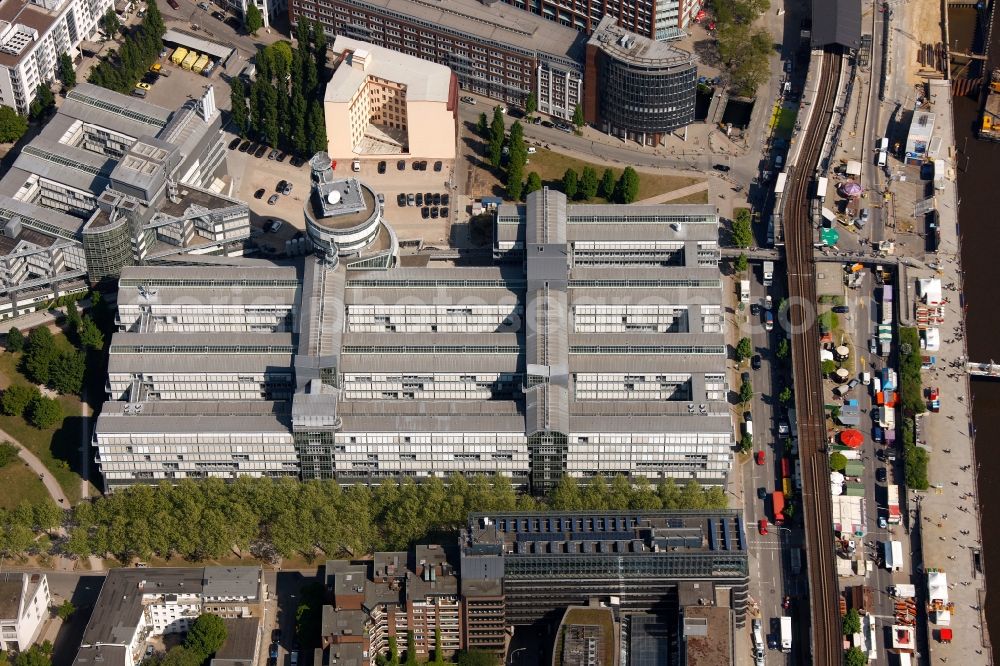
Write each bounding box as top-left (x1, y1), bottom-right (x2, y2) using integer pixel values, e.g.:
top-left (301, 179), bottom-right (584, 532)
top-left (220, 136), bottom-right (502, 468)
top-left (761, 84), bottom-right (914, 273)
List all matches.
top-left (407, 193), bottom-right (415, 206)
top-left (267, 194), bottom-right (279, 205)
top-left (873, 425), bottom-right (884, 442)
top-left (764, 311), bottom-right (774, 331)
top-left (352, 159), bottom-right (361, 172)
top-left (421, 206), bottom-right (430, 219)
top-left (878, 516), bottom-right (888, 529)
top-left (330, 160), bottom-right (337, 170)
top-left (527, 146), bottom-right (537, 154)
top-left (832, 305), bottom-right (850, 314)
top-left (433, 193), bottom-right (441, 206)
top-left (442, 193), bottom-right (450, 206)
top-left (460, 96), bottom-right (476, 104)
top-left (166, 0), bottom-right (179, 10)
top-left (751, 354), bottom-right (762, 370)
top-left (268, 149), bottom-right (279, 160)
top-left (757, 487), bottom-right (767, 500)
top-left (276, 152), bottom-right (287, 163)
top-left (713, 164), bottom-right (731, 172)
top-left (847, 378), bottom-right (860, 390)
top-left (397, 193), bottom-right (407, 207)
top-left (750, 303), bottom-right (760, 316)
top-left (276, 180), bottom-right (287, 192)
top-left (228, 137), bottom-right (241, 150)
top-left (146, 646), bottom-right (155, 658)
top-left (741, 371), bottom-right (750, 384)
top-left (238, 140), bottom-right (252, 152)
top-left (862, 371), bottom-right (871, 385)
top-left (755, 451), bottom-right (765, 465)
top-left (758, 519), bottom-right (768, 535)
top-left (135, 82), bottom-right (152, 91)
top-left (416, 193), bottom-right (423, 206)
top-left (290, 156), bottom-right (304, 167)
top-left (397, 159), bottom-right (406, 171)
top-left (869, 338), bottom-right (878, 354)
top-left (282, 183), bottom-right (293, 195)
top-left (254, 145), bottom-right (268, 158)
top-left (211, 10), bottom-right (225, 20)
top-left (254, 188), bottom-right (265, 199)
top-left (876, 467), bottom-right (887, 483)
top-left (434, 160), bottom-right (442, 172)
top-left (266, 219), bottom-right (283, 233)
top-left (764, 295), bottom-right (772, 310)
top-left (441, 207), bottom-right (449, 217)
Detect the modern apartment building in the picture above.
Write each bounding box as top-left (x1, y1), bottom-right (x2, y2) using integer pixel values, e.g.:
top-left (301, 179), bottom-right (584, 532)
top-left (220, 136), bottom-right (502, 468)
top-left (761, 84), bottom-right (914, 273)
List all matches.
top-left (326, 36), bottom-right (457, 159)
top-left (73, 567), bottom-right (265, 666)
top-left (290, 0), bottom-right (586, 120)
top-left (316, 510), bottom-right (749, 666)
top-left (0, 0), bottom-right (114, 115)
top-left (495, 0), bottom-right (706, 40)
top-left (584, 16), bottom-right (697, 145)
top-left (0, 82), bottom-right (247, 320)
top-left (94, 163), bottom-right (732, 492)
top-left (0, 572), bottom-right (49, 651)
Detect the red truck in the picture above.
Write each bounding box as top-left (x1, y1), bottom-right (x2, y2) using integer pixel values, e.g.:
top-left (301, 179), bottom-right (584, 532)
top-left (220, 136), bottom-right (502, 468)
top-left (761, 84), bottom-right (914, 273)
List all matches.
top-left (772, 491), bottom-right (785, 525)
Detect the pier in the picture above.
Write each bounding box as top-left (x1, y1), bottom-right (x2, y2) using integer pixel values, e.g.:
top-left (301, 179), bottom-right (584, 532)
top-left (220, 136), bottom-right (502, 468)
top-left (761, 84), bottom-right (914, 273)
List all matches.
top-left (968, 360), bottom-right (1000, 377)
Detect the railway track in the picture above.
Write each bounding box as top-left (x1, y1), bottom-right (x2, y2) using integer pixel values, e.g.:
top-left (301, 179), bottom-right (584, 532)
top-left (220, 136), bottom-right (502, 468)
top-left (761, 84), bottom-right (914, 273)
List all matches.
top-left (784, 49), bottom-right (843, 665)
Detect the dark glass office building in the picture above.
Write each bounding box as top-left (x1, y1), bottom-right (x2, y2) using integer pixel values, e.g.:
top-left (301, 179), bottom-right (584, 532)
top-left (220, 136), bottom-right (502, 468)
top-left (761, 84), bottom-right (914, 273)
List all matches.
top-left (584, 15), bottom-right (696, 146)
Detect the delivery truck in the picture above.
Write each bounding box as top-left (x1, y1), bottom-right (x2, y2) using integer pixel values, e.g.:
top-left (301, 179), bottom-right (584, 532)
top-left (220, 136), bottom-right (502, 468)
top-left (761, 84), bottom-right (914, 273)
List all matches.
top-left (887, 484), bottom-right (901, 525)
top-left (772, 491), bottom-right (785, 525)
top-left (780, 616), bottom-right (792, 653)
top-left (883, 540), bottom-right (903, 571)
top-left (763, 261), bottom-right (774, 287)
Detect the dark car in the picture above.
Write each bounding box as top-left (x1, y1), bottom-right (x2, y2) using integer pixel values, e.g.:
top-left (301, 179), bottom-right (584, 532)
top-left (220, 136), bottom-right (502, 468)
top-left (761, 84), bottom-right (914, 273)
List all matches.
top-left (225, 16), bottom-right (241, 29)
top-left (442, 193), bottom-right (449, 206)
top-left (377, 160), bottom-right (386, 174)
top-left (276, 152), bottom-right (287, 163)
top-left (238, 140), bottom-right (252, 152)
top-left (412, 160), bottom-right (422, 171)
top-left (421, 206), bottom-right (430, 219)
top-left (142, 72), bottom-right (158, 85)
top-left (166, 0), bottom-right (179, 9)
top-left (269, 645), bottom-right (279, 659)
top-left (397, 160), bottom-right (406, 171)
top-left (832, 305), bottom-right (850, 314)
top-left (876, 467), bottom-right (887, 483)
top-left (254, 144), bottom-right (268, 158)
top-left (741, 371), bottom-right (750, 384)
top-left (433, 193), bottom-right (441, 206)
top-left (282, 182), bottom-right (293, 196)
top-left (425, 192), bottom-right (433, 204)
top-left (541, 120), bottom-right (554, 128)
top-left (276, 180), bottom-right (287, 192)
top-left (290, 156), bottom-right (303, 167)
top-left (430, 207), bottom-right (439, 219)
top-left (254, 188), bottom-right (265, 199)
top-left (757, 487), bottom-right (767, 500)
top-left (416, 193), bottom-right (423, 206)
top-left (228, 137), bottom-right (241, 150)
top-left (441, 207), bottom-right (448, 217)
top-left (433, 160), bottom-right (442, 172)
top-left (713, 164), bottom-right (731, 172)
top-left (397, 193), bottom-right (407, 207)
top-left (212, 10), bottom-right (225, 20)
top-left (750, 303), bottom-right (760, 316)
top-left (751, 354), bottom-right (762, 370)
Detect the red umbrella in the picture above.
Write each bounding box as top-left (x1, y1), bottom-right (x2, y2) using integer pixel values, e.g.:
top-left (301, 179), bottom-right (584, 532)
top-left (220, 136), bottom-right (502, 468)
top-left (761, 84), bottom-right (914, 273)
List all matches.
top-left (840, 429), bottom-right (863, 448)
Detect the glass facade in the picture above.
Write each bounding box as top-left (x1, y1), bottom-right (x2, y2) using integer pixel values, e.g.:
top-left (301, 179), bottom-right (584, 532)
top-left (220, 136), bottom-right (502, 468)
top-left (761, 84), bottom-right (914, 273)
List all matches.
top-left (596, 57), bottom-right (696, 134)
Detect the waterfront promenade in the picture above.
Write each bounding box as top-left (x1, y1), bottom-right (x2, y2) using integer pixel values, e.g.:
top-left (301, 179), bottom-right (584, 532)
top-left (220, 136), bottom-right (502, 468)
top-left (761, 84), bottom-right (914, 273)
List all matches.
top-left (907, 78), bottom-right (992, 663)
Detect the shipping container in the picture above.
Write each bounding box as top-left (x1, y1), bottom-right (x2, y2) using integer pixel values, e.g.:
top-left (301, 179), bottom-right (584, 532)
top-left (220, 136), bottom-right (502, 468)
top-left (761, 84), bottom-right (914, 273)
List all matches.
top-left (181, 50), bottom-right (199, 70)
top-left (192, 54), bottom-right (210, 73)
top-left (171, 47), bottom-right (188, 65)
top-left (782, 477), bottom-right (793, 496)
top-left (781, 457), bottom-right (792, 479)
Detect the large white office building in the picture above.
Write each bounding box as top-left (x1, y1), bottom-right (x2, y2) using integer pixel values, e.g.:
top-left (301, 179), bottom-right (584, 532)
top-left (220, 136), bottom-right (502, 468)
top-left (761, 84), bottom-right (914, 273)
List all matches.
top-left (94, 165), bottom-right (732, 493)
top-left (0, 83), bottom-right (247, 321)
top-left (0, 0), bottom-right (114, 116)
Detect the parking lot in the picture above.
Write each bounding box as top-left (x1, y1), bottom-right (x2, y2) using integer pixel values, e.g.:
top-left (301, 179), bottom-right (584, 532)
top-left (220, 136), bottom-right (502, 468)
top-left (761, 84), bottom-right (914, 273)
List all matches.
top-left (225, 138), bottom-right (460, 250)
top-left (138, 47), bottom-right (232, 110)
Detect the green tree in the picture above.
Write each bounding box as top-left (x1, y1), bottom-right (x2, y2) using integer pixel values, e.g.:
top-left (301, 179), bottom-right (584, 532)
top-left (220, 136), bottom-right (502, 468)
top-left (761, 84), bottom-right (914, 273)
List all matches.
top-left (734, 252), bottom-right (748, 273)
top-left (13, 645), bottom-right (51, 666)
top-left (549, 476), bottom-right (583, 510)
top-left (506, 164), bottom-right (524, 201)
top-left (821, 359), bottom-right (837, 375)
top-left (490, 106), bottom-right (505, 144)
top-left (387, 636), bottom-right (400, 666)
top-left (614, 166), bottom-right (640, 203)
top-left (23, 327), bottom-right (56, 385)
top-left (0, 442), bottom-right (18, 468)
top-left (6, 327), bottom-right (24, 352)
top-left (507, 121), bottom-right (526, 170)
top-left (524, 92), bottom-right (537, 115)
top-left (245, 3), bottom-right (264, 35)
top-left (79, 316), bottom-right (104, 351)
top-left (776, 338), bottom-right (790, 360)
top-left (307, 100), bottom-right (327, 155)
top-left (56, 600), bottom-right (76, 620)
top-left (0, 107), bottom-right (28, 144)
top-left (313, 21), bottom-right (328, 80)
top-left (229, 78), bottom-right (248, 138)
top-left (598, 168), bottom-right (615, 199)
top-left (144, 0), bottom-right (165, 39)
top-left (26, 396), bottom-right (63, 430)
top-left (524, 171), bottom-right (542, 197)
top-left (904, 444), bottom-right (929, 490)
top-left (160, 646), bottom-right (201, 666)
top-left (433, 627), bottom-right (444, 665)
top-left (290, 91), bottom-right (308, 155)
top-left (405, 631), bottom-right (417, 666)
top-left (844, 646), bottom-right (868, 666)
top-left (572, 103), bottom-right (584, 128)
top-left (735, 337), bottom-right (753, 361)
top-left (1, 385), bottom-right (38, 417)
top-left (477, 112), bottom-right (488, 137)
top-left (732, 215), bottom-right (754, 248)
top-left (29, 84), bottom-right (55, 121)
top-left (739, 432), bottom-right (752, 453)
top-left (779, 386), bottom-right (793, 405)
top-left (185, 613), bottom-right (228, 658)
top-left (562, 168), bottom-right (578, 199)
top-left (58, 53), bottom-right (76, 89)
top-left (739, 380), bottom-right (753, 404)
top-left (579, 167), bottom-right (599, 199)
top-left (48, 350), bottom-right (85, 395)
top-left (100, 8), bottom-right (121, 40)
top-left (830, 452), bottom-right (848, 472)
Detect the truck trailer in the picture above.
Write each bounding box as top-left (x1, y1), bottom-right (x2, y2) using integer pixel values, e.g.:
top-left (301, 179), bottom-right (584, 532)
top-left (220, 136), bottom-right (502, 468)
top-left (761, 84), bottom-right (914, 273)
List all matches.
top-left (772, 491), bottom-right (785, 525)
top-left (883, 540), bottom-right (903, 571)
top-left (171, 47), bottom-right (188, 65)
top-left (887, 484), bottom-right (901, 525)
top-left (763, 261), bottom-right (774, 287)
top-left (181, 50), bottom-right (199, 70)
top-left (780, 616), bottom-right (792, 652)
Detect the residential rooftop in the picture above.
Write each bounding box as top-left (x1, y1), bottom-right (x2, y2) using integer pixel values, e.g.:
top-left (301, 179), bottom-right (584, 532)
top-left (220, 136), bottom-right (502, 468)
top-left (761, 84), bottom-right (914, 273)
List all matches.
top-left (587, 15), bottom-right (696, 69)
top-left (328, 36), bottom-right (453, 103)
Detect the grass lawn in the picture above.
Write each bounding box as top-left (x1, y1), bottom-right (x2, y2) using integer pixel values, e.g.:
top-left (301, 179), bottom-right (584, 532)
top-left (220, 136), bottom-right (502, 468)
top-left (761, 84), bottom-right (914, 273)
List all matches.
top-left (525, 148), bottom-right (702, 202)
top-left (0, 341), bottom-right (89, 504)
top-left (0, 460), bottom-right (52, 509)
top-left (668, 190), bottom-right (711, 204)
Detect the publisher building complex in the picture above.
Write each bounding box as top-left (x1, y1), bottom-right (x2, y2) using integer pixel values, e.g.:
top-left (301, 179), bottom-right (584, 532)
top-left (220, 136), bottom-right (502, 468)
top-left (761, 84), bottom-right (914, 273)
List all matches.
top-left (93, 154), bottom-right (733, 493)
top-left (318, 511), bottom-right (750, 666)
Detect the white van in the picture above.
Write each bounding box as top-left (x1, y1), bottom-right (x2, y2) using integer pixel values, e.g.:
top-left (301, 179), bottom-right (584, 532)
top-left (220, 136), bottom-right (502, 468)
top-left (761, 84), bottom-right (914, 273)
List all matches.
top-left (862, 371), bottom-right (871, 385)
top-left (877, 137), bottom-right (889, 152)
top-left (352, 159), bottom-right (361, 172)
top-left (877, 150), bottom-right (887, 167)
top-left (873, 377), bottom-right (882, 396)
top-left (743, 418), bottom-right (754, 438)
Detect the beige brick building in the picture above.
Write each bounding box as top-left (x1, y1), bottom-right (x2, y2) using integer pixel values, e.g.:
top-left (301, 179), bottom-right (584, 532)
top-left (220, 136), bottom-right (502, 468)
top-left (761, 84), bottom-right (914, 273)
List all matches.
top-left (325, 36), bottom-right (457, 160)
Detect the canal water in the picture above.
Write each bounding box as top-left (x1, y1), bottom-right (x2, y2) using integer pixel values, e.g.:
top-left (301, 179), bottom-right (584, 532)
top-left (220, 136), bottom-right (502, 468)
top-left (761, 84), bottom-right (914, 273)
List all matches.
top-left (950, 3), bottom-right (1000, 655)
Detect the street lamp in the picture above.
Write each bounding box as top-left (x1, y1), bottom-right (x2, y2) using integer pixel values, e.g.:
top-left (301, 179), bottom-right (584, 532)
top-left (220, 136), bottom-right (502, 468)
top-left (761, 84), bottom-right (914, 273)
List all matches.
top-left (508, 648), bottom-right (527, 665)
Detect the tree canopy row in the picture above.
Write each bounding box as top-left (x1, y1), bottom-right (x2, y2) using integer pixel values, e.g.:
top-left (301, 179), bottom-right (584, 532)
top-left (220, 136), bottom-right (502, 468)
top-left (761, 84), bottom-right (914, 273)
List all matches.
top-left (0, 475), bottom-right (727, 562)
